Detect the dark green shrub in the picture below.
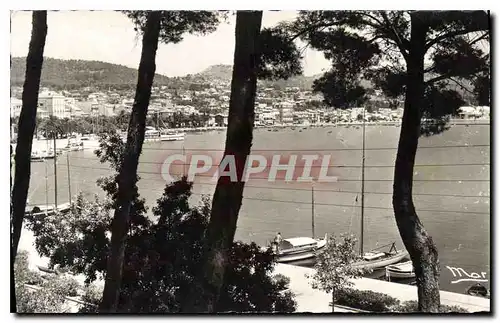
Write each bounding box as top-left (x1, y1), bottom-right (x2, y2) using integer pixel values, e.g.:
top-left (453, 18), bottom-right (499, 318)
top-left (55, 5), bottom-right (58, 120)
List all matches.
top-left (14, 251), bottom-right (67, 313)
top-left (335, 288), bottom-right (401, 312)
top-left (14, 251), bottom-right (44, 286)
top-left (15, 285), bottom-right (67, 313)
top-left (44, 275), bottom-right (81, 297)
top-left (395, 300), bottom-right (469, 313)
top-left (78, 284), bottom-right (101, 313)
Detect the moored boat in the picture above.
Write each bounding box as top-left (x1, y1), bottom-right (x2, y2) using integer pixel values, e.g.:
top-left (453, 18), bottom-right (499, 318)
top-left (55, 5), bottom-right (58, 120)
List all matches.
top-left (265, 234), bottom-right (328, 263)
top-left (385, 260), bottom-right (415, 279)
top-left (353, 243), bottom-right (409, 271)
top-left (160, 130), bottom-right (185, 141)
top-left (25, 202), bottom-right (72, 216)
top-left (31, 150), bottom-right (55, 162)
top-left (80, 135), bottom-right (101, 149)
top-left (144, 126), bottom-right (161, 142)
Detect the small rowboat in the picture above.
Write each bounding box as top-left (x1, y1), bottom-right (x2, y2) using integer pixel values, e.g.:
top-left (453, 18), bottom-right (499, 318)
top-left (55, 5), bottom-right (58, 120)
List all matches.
top-left (385, 260), bottom-right (415, 279)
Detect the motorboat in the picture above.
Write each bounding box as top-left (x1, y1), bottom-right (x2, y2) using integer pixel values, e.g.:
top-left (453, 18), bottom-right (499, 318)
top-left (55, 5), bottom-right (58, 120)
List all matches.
top-left (68, 143), bottom-right (84, 151)
top-left (160, 130), bottom-right (185, 141)
top-left (31, 150), bottom-right (55, 162)
top-left (352, 243), bottom-right (409, 271)
top-left (80, 135), bottom-right (101, 149)
top-left (25, 202), bottom-right (72, 216)
top-left (385, 260), bottom-right (415, 279)
top-left (144, 126), bottom-right (161, 142)
top-left (265, 234), bottom-right (328, 263)
top-left (66, 138), bottom-right (84, 151)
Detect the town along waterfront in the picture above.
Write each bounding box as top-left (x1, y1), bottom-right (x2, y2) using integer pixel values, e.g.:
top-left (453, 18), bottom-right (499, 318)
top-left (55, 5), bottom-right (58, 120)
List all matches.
top-left (23, 122), bottom-right (490, 296)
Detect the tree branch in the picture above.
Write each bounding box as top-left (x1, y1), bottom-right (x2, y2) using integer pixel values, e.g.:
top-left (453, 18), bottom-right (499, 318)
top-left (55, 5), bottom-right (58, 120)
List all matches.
top-left (426, 27), bottom-right (488, 51)
top-left (424, 65), bottom-right (436, 74)
top-left (289, 21), bottom-right (339, 42)
top-left (425, 73), bottom-right (454, 85)
top-left (357, 11), bottom-right (386, 27)
top-left (448, 77), bottom-right (476, 96)
top-left (466, 31), bottom-right (489, 47)
top-left (380, 11), bottom-right (410, 61)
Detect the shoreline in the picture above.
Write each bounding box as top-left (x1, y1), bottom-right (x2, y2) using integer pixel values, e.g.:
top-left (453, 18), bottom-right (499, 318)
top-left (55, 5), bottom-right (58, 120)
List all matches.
top-left (170, 118), bottom-right (491, 135)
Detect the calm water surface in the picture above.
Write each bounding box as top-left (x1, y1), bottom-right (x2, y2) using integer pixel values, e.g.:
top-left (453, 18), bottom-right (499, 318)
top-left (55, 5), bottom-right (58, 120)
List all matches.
top-left (24, 123), bottom-right (490, 295)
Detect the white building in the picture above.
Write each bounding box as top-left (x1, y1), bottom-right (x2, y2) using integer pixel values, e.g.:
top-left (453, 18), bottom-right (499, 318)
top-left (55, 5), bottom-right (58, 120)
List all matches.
top-left (278, 102), bottom-right (294, 125)
top-left (11, 97), bottom-right (50, 119)
top-left (10, 98), bottom-right (22, 118)
top-left (38, 91), bottom-right (70, 119)
top-left (260, 112), bottom-right (277, 125)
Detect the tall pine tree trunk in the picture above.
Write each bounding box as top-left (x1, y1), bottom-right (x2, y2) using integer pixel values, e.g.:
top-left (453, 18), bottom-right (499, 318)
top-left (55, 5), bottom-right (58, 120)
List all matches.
top-left (11, 10), bottom-right (47, 261)
top-left (182, 10), bottom-right (262, 313)
top-left (99, 11), bottom-right (161, 312)
top-left (392, 13), bottom-right (440, 312)
top-left (331, 288), bottom-right (335, 313)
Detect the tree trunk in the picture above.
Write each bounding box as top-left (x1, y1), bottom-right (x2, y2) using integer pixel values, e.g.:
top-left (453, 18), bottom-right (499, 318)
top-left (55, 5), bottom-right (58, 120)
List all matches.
top-left (99, 11), bottom-right (161, 313)
top-left (11, 10), bottom-right (47, 261)
top-left (181, 10), bottom-right (262, 313)
top-left (331, 288), bottom-right (335, 313)
top-left (392, 14), bottom-right (440, 312)
top-left (10, 11), bottom-right (47, 313)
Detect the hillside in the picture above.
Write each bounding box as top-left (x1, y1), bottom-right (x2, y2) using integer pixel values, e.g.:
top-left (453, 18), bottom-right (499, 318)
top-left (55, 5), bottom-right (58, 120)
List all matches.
top-left (197, 64), bottom-right (234, 80)
top-left (10, 57), bottom-right (172, 89)
top-left (11, 58), bottom-right (322, 91)
top-left (197, 64), bottom-right (321, 91)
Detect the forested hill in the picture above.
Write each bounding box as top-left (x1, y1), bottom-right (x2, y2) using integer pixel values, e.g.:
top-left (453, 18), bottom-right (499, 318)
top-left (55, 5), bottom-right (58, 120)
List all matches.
top-left (11, 58), bottom-right (321, 91)
top-left (10, 57), bottom-right (172, 90)
top-left (11, 57), bottom-right (475, 99)
top-left (196, 64), bottom-right (321, 91)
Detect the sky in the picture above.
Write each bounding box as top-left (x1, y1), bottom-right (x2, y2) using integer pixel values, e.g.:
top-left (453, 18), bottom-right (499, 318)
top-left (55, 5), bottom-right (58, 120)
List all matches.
top-left (10, 11), bottom-right (331, 77)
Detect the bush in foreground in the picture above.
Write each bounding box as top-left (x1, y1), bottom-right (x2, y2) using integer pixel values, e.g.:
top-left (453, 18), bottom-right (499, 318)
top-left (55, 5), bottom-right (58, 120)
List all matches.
top-left (335, 288), bottom-right (401, 312)
top-left (14, 251), bottom-right (67, 313)
top-left (331, 288), bottom-right (470, 313)
top-left (395, 300), bottom-right (469, 313)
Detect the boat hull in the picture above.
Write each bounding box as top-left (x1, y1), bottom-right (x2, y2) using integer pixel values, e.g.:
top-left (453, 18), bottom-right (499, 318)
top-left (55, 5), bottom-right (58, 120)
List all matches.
top-left (385, 270), bottom-right (415, 279)
top-left (25, 202), bottom-right (72, 216)
top-left (160, 134), bottom-right (185, 141)
top-left (353, 250), bottom-right (409, 271)
top-left (276, 240), bottom-right (327, 263)
top-left (31, 155), bottom-right (55, 162)
top-left (385, 260), bottom-right (415, 279)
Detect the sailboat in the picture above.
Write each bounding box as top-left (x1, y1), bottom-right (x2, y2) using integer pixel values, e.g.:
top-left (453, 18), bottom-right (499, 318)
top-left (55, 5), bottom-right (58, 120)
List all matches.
top-left (264, 186), bottom-right (328, 264)
top-left (351, 107), bottom-right (409, 271)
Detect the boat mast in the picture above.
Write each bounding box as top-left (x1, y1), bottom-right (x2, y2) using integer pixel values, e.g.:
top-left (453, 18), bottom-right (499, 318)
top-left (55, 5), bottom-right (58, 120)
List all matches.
top-left (311, 185), bottom-right (315, 239)
top-left (360, 107), bottom-right (366, 256)
top-left (53, 135), bottom-right (58, 209)
top-left (45, 160), bottom-right (49, 215)
top-left (67, 152), bottom-right (72, 206)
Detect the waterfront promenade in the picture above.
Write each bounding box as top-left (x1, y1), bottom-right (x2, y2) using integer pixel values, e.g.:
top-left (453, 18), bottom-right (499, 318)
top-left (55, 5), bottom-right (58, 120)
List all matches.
top-left (18, 225), bottom-right (489, 313)
top-left (274, 263), bottom-right (490, 313)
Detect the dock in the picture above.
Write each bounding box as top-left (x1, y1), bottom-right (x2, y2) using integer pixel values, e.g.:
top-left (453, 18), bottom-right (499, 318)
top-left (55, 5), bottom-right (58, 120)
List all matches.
top-left (274, 263), bottom-right (490, 313)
